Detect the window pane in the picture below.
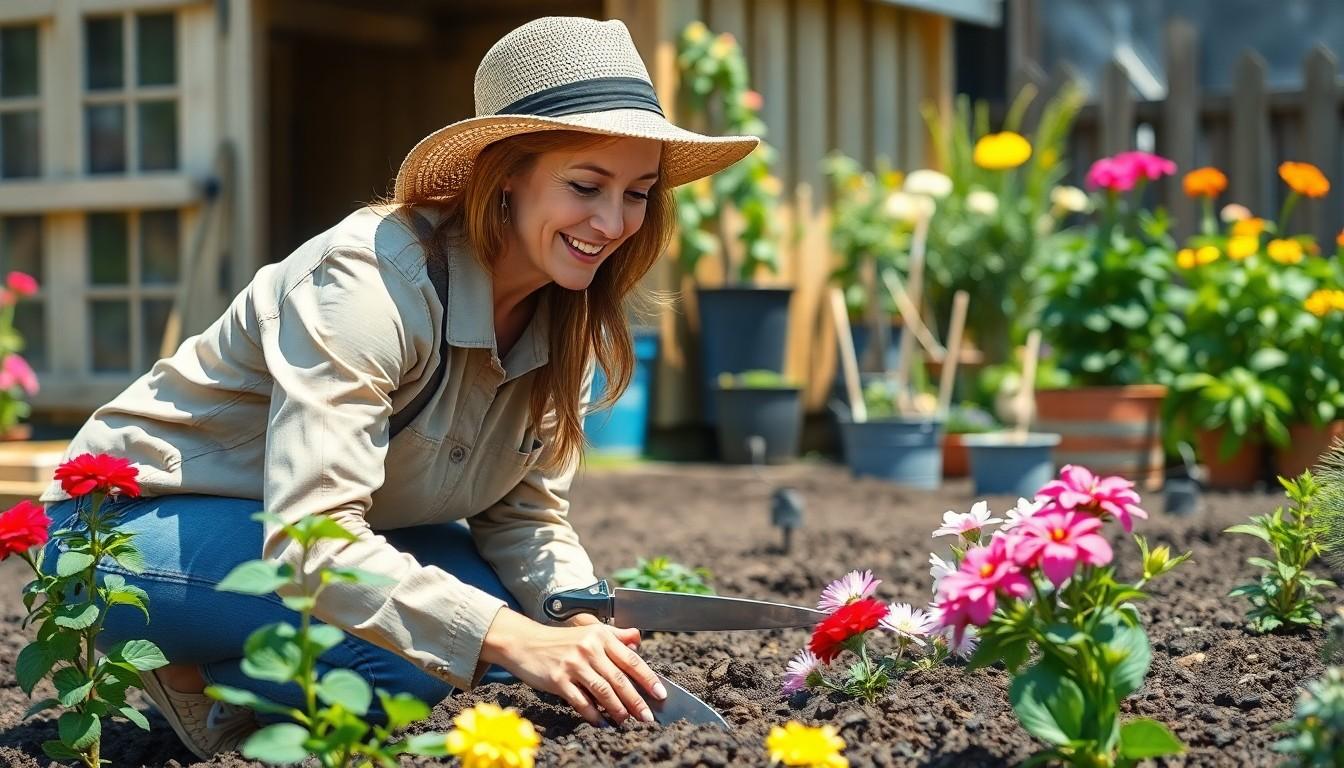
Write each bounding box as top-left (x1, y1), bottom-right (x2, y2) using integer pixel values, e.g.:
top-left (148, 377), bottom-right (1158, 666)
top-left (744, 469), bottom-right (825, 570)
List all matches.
top-left (90, 300), bottom-right (130, 372)
top-left (136, 13), bottom-right (175, 87)
top-left (141, 298), bottom-right (172, 366)
top-left (86, 103), bottom-right (126, 174)
top-left (85, 16), bottom-right (123, 91)
top-left (137, 100), bottom-right (176, 171)
top-left (1, 111), bottom-right (39, 178)
top-left (2, 215), bottom-right (42, 282)
top-left (88, 213), bottom-right (128, 285)
top-left (1, 25), bottom-right (39, 98)
top-left (140, 210), bottom-right (178, 284)
top-left (14, 301), bottom-right (45, 371)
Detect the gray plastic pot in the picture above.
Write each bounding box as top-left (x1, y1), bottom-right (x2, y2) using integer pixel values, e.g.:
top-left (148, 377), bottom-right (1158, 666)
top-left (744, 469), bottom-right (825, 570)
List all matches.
top-left (837, 417), bottom-right (944, 489)
top-left (960, 432), bottom-right (1061, 497)
top-left (714, 385), bottom-right (802, 464)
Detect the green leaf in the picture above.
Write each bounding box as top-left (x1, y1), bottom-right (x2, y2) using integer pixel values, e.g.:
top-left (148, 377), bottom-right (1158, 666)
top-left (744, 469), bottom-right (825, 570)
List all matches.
top-left (400, 731), bottom-right (451, 757)
top-left (1097, 612), bottom-right (1152, 698)
top-left (217, 560), bottom-right (293, 595)
top-left (240, 623), bottom-right (303, 683)
top-left (106, 639), bottom-right (169, 672)
top-left (291, 515), bottom-right (358, 546)
top-left (42, 740), bottom-right (82, 761)
top-left (53, 602), bottom-right (99, 630)
top-left (108, 546), bottom-right (145, 574)
top-left (242, 723), bottom-right (311, 764)
top-left (1118, 718), bottom-right (1184, 759)
top-left (17, 641), bottom-right (55, 695)
top-left (22, 697), bottom-right (59, 720)
top-left (106, 584), bottom-right (151, 622)
top-left (205, 684), bottom-right (296, 716)
top-left (1009, 657), bottom-right (1085, 746)
top-left (53, 668), bottom-right (94, 707)
top-left (58, 710), bottom-right (100, 751)
top-left (1248, 348), bottom-right (1289, 372)
top-left (1223, 524), bottom-right (1272, 543)
top-left (379, 690), bottom-right (431, 732)
top-left (118, 705), bottom-right (150, 731)
top-left (316, 669), bottom-right (372, 715)
top-left (55, 551), bottom-right (96, 578)
top-left (308, 624), bottom-right (344, 653)
top-left (281, 595), bottom-right (316, 613)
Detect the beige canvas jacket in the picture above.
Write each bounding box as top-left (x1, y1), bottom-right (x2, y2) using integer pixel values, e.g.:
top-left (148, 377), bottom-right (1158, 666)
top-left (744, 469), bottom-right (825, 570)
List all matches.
top-left (39, 204), bottom-right (599, 690)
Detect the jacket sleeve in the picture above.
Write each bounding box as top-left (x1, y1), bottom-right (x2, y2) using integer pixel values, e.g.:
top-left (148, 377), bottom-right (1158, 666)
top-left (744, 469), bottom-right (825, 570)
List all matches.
top-left (468, 368), bottom-right (599, 623)
top-left (260, 246), bottom-right (505, 690)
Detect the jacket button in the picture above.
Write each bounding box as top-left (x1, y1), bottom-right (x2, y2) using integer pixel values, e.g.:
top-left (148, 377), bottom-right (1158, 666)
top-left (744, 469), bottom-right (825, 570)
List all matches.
top-left (449, 445), bottom-right (467, 463)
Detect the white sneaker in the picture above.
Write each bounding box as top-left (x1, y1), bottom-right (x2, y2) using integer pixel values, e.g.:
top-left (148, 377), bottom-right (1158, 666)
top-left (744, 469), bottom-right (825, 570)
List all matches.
top-left (139, 668), bottom-right (259, 759)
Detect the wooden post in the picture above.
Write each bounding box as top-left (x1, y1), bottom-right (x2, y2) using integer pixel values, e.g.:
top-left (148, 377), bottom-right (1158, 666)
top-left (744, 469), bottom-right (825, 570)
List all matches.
top-left (1303, 45), bottom-right (1339, 244)
top-left (1230, 51), bottom-right (1271, 219)
top-left (830, 287), bottom-right (866, 423)
top-left (1100, 58), bottom-right (1133, 156)
top-left (1163, 19), bottom-right (1199, 241)
top-left (1012, 329), bottom-right (1042, 441)
top-left (937, 290), bottom-right (969, 417)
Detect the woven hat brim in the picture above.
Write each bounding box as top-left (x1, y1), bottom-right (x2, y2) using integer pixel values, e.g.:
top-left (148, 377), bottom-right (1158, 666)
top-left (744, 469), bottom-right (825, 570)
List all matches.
top-left (393, 109), bottom-right (759, 202)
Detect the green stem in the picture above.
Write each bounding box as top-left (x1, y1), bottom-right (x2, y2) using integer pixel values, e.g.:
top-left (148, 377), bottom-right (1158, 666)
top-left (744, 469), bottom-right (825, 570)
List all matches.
top-left (1278, 191), bottom-right (1300, 234)
top-left (299, 545), bottom-right (318, 720)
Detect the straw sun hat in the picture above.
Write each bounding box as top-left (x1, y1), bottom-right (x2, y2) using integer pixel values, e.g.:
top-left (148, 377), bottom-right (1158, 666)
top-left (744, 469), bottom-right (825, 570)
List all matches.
top-left (393, 16), bottom-right (760, 202)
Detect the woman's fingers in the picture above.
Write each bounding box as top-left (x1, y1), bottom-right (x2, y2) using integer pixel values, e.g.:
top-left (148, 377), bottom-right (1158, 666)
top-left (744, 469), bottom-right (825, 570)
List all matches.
top-left (559, 681), bottom-right (604, 727)
top-left (605, 633), bottom-right (666, 702)
top-left (590, 646), bottom-right (654, 723)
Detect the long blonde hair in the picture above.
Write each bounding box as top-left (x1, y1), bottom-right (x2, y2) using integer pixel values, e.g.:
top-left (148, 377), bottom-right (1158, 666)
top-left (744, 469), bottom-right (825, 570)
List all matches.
top-left (399, 130), bottom-right (673, 472)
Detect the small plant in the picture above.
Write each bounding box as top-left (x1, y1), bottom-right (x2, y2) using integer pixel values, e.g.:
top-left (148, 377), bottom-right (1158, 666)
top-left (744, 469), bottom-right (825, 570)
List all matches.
top-left (16, 453), bottom-right (167, 767)
top-left (765, 720), bottom-right (848, 767)
top-left (716, 369), bottom-right (797, 389)
top-left (612, 556), bottom-right (714, 595)
top-left (934, 465), bottom-right (1191, 766)
top-left (1274, 666), bottom-right (1344, 765)
top-left (1226, 471), bottom-right (1334, 632)
top-left (207, 512), bottom-right (452, 766)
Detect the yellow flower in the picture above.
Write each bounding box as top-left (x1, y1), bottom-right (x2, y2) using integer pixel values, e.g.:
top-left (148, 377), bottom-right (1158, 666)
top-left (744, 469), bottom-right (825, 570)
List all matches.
top-left (683, 20), bottom-right (709, 44)
top-left (973, 132), bottom-right (1032, 170)
top-left (1227, 236), bottom-right (1258, 260)
top-left (1231, 217), bottom-right (1266, 238)
top-left (446, 703), bottom-right (540, 768)
top-left (709, 32), bottom-right (736, 59)
top-left (1176, 248), bottom-right (1197, 269)
top-left (1195, 245), bottom-right (1220, 265)
top-left (1280, 161), bottom-right (1330, 198)
top-left (1268, 238), bottom-right (1305, 265)
top-left (766, 721), bottom-right (848, 768)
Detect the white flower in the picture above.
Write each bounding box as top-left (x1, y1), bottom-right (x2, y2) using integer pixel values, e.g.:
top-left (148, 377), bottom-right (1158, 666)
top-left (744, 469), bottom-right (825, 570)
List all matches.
top-left (928, 552), bottom-right (956, 592)
top-left (781, 648), bottom-right (821, 693)
top-left (1220, 203), bottom-right (1252, 223)
top-left (947, 625), bottom-right (979, 659)
top-left (965, 189), bottom-right (999, 216)
top-left (816, 569), bottom-right (881, 613)
top-left (884, 191), bottom-right (936, 223)
top-left (931, 500), bottom-right (1002, 539)
top-left (879, 602), bottom-right (936, 646)
top-left (1049, 185), bottom-right (1090, 214)
top-left (1001, 497), bottom-right (1046, 531)
top-left (903, 169), bottom-right (953, 199)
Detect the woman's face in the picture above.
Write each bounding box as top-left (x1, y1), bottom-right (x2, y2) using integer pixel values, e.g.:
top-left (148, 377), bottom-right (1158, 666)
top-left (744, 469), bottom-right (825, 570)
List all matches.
top-left (503, 136), bottom-right (662, 291)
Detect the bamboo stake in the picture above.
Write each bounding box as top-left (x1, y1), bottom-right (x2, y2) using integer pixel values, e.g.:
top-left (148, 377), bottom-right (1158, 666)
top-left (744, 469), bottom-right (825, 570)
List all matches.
top-left (880, 269), bottom-right (944, 360)
top-left (893, 216), bottom-right (930, 414)
top-left (1012, 329), bottom-right (1043, 442)
top-left (829, 286), bottom-right (867, 423)
top-left (937, 290), bottom-right (970, 418)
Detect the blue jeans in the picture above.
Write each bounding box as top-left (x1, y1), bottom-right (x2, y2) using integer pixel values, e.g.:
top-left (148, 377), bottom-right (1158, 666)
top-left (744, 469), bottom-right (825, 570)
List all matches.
top-left (42, 494), bottom-right (522, 723)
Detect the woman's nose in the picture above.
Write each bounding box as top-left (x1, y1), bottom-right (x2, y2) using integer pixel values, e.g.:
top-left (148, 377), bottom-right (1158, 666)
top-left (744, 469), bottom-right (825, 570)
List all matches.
top-left (591, 200), bottom-right (624, 240)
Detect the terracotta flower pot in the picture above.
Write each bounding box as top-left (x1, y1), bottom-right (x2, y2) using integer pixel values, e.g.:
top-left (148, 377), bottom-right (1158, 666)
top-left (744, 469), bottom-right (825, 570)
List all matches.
top-left (1034, 385), bottom-right (1166, 490)
top-left (1273, 421), bottom-right (1344, 479)
top-left (942, 432), bottom-right (970, 478)
top-left (0, 423), bottom-right (31, 442)
top-left (1196, 428), bottom-right (1263, 491)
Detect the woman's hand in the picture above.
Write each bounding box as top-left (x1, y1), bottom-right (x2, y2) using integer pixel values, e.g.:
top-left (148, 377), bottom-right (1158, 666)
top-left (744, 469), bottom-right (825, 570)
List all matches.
top-left (481, 608), bottom-right (667, 726)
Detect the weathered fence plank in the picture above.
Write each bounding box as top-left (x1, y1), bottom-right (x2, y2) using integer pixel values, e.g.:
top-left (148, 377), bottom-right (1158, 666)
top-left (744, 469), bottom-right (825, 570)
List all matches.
top-left (1230, 51), bottom-right (1271, 219)
top-left (1303, 45), bottom-right (1339, 241)
top-left (1163, 19), bottom-right (1199, 239)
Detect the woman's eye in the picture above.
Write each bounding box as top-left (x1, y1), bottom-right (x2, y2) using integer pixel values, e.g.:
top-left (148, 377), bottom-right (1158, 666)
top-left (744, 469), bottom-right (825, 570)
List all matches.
top-left (627, 190), bottom-right (650, 202)
top-left (569, 182), bottom-right (598, 196)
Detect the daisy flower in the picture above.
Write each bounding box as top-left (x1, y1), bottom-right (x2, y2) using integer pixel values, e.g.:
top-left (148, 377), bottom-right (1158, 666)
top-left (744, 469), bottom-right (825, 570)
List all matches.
top-left (816, 569), bottom-right (881, 613)
top-left (781, 648), bottom-right (821, 694)
top-left (879, 602), bottom-right (936, 647)
top-left (932, 500), bottom-right (1002, 540)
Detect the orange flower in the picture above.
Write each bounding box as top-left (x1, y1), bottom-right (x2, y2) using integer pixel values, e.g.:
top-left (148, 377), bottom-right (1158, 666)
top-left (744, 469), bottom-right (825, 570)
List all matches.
top-left (1336, 228), bottom-right (1344, 249)
top-left (1183, 167), bottom-right (1227, 198)
top-left (1267, 238), bottom-right (1305, 265)
top-left (1280, 162), bottom-right (1330, 198)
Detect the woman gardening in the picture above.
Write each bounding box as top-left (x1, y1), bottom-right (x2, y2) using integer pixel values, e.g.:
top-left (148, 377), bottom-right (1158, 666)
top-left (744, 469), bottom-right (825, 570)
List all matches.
top-left (37, 16), bottom-right (757, 759)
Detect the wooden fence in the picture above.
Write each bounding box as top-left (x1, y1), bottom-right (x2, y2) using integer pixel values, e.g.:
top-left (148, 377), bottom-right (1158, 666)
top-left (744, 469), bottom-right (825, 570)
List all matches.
top-left (1011, 16), bottom-right (1344, 244)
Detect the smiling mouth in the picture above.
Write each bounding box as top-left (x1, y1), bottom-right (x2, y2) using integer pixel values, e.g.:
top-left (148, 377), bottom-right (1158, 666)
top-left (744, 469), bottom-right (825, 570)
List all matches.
top-left (562, 233), bottom-right (606, 257)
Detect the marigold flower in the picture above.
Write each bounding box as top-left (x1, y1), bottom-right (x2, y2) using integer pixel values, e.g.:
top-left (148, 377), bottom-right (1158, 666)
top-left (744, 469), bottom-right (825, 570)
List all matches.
top-left (1280, 161), bottom-right (1330, 198)
top-left (808, 598), bottom-right (887, 662)
top-left (0, 354), bottom-right (38, 396)
top-left (0, 500), bottom-right (50, 560)
top-left (879, 602), bottom-right (936, 646)
top-left (1268, 238), bottom-right (1305, 265)
top-left (1012, 510), bottom-right (1114, 586)
top-left (1194, 245), bottom-right (1220, 265)
top-left (817, 569), bottom-right (881, 613)
top-left (53, 453), bottom-right (141, 498)
top-left (781, 648), bottom-right (821, 694)
top-left (1305, 289), bottom-right (1344, 317)
top-left (1337, 228), bottom-right (1344, 249)
top-left (6, 271), bottom-right (37, 297)
top-left (1232, 217), bottom-right (1267, 238)
top-left (903, 169), bottom-right (953, 199)
top-left (932, 500), bottom-right (1002, 540)
top-left (1035, 464), bottom-right (1148, 532)
top-left (973, 132), bottom-right (1032, 170)
top-left (445, 703), bottom-right (540, 768)
top-left (1182, 167), bottom-right (1227, 198)
top-left (1176, 248), bottom-right (1197, 270)
top-left (766, 721), bottom-right (848, 768)
top-left (1227, 236), bottom-right (1258, 261)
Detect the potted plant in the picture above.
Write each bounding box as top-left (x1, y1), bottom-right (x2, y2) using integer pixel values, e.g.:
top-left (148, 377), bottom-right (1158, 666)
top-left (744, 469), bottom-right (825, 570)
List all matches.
top-left (838, 375), bottom-right (945, 490)
top-left (1034, 150), bottom-right (1185, 490)
top-left (713, 369), bottom-right (802, 464)
top-left (583, 326), bottom-right (660, 457)
top-left (675, 23), bottom-right (788, 425)
top-left (941, 403), bottom-right (996, 478)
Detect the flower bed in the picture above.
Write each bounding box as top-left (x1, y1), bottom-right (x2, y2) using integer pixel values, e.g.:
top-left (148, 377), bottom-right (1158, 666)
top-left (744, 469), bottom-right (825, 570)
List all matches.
top-left (0, 464), bottom-right (1330, 766)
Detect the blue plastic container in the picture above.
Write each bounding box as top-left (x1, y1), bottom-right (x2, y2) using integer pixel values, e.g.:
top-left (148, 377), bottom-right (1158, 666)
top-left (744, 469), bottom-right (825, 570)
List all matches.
top-left (696, 287), bottom-right (792, 424)
top-left (584, 328), bottom-right (659, 455)
top-left (961, 432), bottom-right (1061, 497)
top-left (838, 417), bottom-right (944, 489)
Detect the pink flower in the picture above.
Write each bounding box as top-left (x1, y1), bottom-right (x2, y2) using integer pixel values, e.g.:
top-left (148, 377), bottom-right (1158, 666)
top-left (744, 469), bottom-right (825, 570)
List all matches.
top-left (1114, 151), bottom-right (1177, 181)
top-left (781, 648), bottom-right (820, 694)
top-left (817, 569), bottom-right (881, 613)
top-left (1036, 464), bottom-right (1149, 532)
top-left (5, 271), bottom-right (37, 297)
top-left (934, 535), bottom-right (1031, 628)
top-left (932, 501), bottom-right (1002, 540)
top-left (879, 602), bottom-right (936, 646)
top-left (1012, 510), bottom-right (1114, 587)
top-left (0, 354), bottom-right (38, 396)
top-left (1085, 157), bottom-right (1139, 192)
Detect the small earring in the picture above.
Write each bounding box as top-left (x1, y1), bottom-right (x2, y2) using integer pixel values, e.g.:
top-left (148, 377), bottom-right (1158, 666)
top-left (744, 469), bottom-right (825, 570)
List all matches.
top-left (500, 190), bottom-right (510, 223)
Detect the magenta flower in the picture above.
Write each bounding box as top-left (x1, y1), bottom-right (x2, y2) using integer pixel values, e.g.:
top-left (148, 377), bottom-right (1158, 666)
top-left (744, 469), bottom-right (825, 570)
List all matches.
top-left (1085, 157), bottom-right (1139, 192)
top-left (932, 501), bottom-right (1002, 540)
top-left (1114, 151), bottom-right (1177, 181)
top-left (934, 535), bottom-right (1031, 627)
top-left (1036, 464), bottom-right (1149, 532)
top-left (5, 271), bottom-right (37, 297)
top-left (781, 648), bottom-right (820, 694)
top-left (0, 354), bottom-right (38, 396)
top-left (1013, 509), bottom-right (1114, 587)
top-left (817, 569), bottom-right (881, 613)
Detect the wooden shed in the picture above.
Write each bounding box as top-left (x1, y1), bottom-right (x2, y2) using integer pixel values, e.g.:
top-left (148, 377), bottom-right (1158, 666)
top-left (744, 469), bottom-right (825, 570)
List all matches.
top-left (0, 0), bottom-right (998, 429)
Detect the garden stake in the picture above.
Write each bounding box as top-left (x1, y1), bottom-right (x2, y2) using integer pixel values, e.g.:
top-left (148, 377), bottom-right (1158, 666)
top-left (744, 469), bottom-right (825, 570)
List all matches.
top-left (829, 286), bottom-right (867, 422)
top-left (881, 269), bottom-right (944, 361)
top-left (1011, 329), bottom-right (1042, 442)
top-left (893, 215), bottom-right (930, 415)
top-left (936, 290), bottom-right (969, 418)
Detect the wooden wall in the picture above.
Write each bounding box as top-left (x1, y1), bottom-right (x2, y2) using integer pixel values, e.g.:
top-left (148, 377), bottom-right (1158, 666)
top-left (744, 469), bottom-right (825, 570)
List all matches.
top-left (605, 0), bottom-right (954, 426)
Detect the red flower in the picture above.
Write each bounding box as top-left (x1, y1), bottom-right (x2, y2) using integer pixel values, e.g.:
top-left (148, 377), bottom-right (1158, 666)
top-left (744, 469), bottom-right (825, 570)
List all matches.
top-left (6, 271), bottom-right (37, 297)
top-left (0, 500), bottom-right (50, 559)
top-left (808, 597), bottom-right (887, 662)
top-left (53, 453), bottom-right (140, 498)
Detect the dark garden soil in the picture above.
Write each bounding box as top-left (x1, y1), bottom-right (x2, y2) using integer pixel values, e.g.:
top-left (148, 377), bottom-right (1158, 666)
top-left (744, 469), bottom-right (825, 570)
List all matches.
top-left (0, 462), bottom-right (1330, 766)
